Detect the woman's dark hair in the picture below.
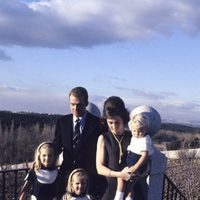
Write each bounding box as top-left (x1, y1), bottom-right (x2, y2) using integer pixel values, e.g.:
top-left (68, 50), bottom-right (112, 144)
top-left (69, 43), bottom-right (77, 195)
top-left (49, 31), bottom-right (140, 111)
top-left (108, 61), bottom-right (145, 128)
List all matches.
top-left (103, 96), bottom-right (129, 124)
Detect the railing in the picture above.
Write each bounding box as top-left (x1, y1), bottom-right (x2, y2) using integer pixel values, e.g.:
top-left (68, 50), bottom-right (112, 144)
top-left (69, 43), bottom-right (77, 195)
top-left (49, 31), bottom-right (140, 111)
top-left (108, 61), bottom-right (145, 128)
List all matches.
top-left (0, 167), bottom-right (29, 200)
top-left (162, 173), bottom-right (187, 200)
top-left (0, 168), bottom-right (187, 200)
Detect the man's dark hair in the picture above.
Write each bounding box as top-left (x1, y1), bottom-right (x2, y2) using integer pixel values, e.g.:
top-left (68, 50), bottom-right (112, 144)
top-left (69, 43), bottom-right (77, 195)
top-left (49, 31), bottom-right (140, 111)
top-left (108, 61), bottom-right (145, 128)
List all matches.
top-left (69, 86), bottom-right (89, 105)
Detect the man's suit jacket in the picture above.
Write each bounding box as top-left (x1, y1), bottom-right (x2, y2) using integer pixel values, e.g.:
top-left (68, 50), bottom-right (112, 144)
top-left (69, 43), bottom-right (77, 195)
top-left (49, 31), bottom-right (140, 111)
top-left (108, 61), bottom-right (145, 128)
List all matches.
top-left (53, 111), bottom-right (101, 175)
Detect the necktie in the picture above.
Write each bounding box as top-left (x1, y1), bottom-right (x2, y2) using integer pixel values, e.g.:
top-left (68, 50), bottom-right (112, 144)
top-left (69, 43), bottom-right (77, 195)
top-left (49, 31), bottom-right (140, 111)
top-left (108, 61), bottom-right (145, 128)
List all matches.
top-left (73, 118), bottom-right (81, 151)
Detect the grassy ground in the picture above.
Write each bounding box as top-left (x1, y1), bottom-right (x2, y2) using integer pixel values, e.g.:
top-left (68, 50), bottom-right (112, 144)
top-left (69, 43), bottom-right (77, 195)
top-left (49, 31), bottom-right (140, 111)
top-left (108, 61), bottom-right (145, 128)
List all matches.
top-left (166, 157), bottom-right (200, 200)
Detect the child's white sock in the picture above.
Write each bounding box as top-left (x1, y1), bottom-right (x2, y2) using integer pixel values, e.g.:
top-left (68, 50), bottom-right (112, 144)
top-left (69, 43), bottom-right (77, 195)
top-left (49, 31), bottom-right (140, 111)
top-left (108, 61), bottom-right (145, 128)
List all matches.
top-left (125, 197), bottom-right (133, 200)
top-left (114, 191), bottom-right (124, 200)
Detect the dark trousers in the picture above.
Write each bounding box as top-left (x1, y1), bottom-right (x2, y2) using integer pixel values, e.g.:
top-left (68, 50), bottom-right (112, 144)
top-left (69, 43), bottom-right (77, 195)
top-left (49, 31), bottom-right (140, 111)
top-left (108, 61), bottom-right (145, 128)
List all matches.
top-left (89, 174), bottom-right (107, 200)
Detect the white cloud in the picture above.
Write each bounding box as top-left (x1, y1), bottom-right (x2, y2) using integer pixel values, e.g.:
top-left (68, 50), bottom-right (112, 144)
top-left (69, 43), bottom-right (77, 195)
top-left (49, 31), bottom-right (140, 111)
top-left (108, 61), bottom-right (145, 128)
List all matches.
top-left (124, 99), bottom-right (200, 123)
top-left (162, 100), bottom-right (200, 112)
top-left (0, 84), bottom-right (67, 114)
top-left (1, 0), bottom-right (200, 48)
top-left (0, 84), bottom-right (200, 123)
top-left (115, 86), bottom-right (177, 100)
top-left (0, 49), bottom-right (12, 61)
top-left (0, 84), bottom-right (25, 92)
top-left (155, 100), bottom-right (200, 123)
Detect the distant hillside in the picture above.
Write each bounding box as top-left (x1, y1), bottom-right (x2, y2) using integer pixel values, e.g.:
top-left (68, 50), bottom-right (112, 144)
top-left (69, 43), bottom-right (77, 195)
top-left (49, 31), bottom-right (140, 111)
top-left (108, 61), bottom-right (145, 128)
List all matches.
top-left (0, 110), bottom-right (61, 131)
top-left (0, 110), bottom-right (200, 164)
top-left (161, 123), bottom-right (200, 133)
top-left (154, 123), bottom-right (200, 151)
top-left (1, 110), bottom-right (200, 131)
top-left (0, 110), bottom-right (62, 165)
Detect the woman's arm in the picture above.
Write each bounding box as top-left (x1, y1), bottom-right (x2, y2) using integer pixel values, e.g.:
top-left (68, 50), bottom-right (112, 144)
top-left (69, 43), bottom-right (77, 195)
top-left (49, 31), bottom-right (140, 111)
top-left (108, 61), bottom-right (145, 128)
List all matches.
top-left (96, 134), bottom-right (111, 176)
top-left (96, 135), bottom-right (131, 181)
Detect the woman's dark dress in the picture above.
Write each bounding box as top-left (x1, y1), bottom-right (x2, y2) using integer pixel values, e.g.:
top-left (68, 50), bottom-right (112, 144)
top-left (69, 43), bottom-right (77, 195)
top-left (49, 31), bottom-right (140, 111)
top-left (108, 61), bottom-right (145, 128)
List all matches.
top-left (101, 130), bottom-right (131, 200)
top-left (101, 130), bottom-right (148, 200)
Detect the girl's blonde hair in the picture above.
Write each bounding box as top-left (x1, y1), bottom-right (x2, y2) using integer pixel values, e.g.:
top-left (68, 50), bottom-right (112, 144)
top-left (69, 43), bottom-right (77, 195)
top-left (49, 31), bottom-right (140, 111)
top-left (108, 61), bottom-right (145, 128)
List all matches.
top-left (33, 142), bottom-right (56, 171)
top-left (67, 168), bottom-right (89, 194)
top-left (129, 113), bottom-right (149, 131)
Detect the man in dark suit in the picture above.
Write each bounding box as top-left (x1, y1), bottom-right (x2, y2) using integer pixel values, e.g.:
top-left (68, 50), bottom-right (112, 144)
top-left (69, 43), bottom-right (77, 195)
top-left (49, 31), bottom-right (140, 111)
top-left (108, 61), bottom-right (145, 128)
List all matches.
top-left (53, 86), bottom-right (106, 199)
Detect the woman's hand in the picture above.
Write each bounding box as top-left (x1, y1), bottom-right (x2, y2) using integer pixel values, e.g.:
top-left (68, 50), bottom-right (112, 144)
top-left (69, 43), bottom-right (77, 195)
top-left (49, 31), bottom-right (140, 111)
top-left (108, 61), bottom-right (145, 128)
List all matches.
top-left (120, 167), bottom-right (131, 181)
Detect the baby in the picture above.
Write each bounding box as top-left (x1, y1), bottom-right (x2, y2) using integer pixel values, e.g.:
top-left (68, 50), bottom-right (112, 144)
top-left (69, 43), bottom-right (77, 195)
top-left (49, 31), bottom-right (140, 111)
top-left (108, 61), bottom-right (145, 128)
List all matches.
top-left (114, 113), bottom-right (155, 200)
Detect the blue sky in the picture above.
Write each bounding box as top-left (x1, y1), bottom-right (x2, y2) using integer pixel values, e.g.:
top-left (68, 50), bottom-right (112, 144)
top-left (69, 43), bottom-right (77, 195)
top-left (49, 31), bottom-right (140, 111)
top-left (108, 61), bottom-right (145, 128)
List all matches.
top-left (0, 0), bottom-right (200, 124)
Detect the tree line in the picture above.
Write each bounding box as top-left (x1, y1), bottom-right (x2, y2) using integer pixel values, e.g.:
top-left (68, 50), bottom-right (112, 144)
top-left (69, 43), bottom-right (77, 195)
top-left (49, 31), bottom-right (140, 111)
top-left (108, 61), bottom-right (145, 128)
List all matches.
top-left (0, 110), bottom-right (199, 165)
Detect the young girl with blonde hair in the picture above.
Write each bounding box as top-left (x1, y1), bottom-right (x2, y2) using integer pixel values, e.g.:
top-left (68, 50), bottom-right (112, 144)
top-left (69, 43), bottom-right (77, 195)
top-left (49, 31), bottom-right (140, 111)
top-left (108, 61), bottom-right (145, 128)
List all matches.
top-left (19, 142), bottom-right (59, 200)
top-left (62, 168), bottom-right (93, 200)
